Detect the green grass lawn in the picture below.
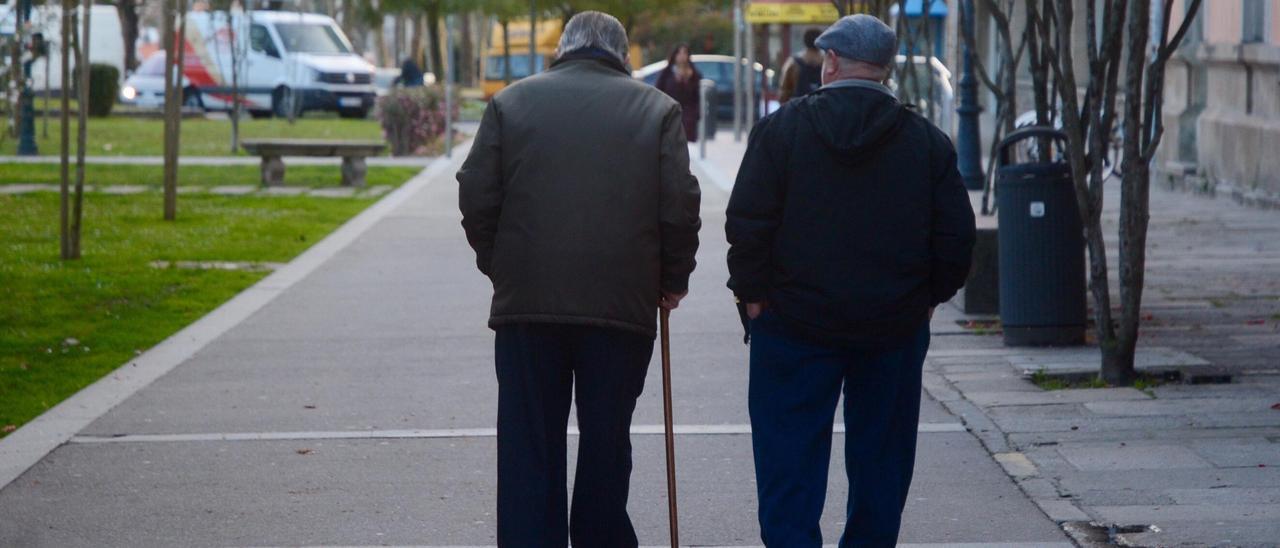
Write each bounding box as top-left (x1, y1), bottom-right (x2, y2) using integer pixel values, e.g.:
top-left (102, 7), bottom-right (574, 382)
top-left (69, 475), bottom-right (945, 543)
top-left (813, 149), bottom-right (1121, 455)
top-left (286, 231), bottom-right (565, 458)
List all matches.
top-left (0, 116), bottom-right (386, 157)
top-left (0, 191), bottom-right (387, 437)
top-left (0, 163), bottom-right (421, 189)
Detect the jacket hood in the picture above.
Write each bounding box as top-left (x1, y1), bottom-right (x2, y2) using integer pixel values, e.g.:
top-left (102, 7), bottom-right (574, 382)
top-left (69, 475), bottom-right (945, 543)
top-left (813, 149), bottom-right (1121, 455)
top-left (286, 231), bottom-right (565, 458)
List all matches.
top-left (799, 85), bottom-right (906, 163)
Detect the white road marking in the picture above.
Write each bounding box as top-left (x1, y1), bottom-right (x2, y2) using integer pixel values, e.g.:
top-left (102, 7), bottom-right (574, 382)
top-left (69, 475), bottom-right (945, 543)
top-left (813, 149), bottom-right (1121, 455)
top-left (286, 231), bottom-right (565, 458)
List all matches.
top-left (69, 422), bottom-right (966, 444)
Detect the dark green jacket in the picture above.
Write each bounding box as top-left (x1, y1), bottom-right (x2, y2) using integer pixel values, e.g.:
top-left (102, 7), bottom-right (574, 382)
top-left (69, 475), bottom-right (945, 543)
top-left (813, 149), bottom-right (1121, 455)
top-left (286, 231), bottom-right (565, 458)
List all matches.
top-left (457, 57), bottom-right (702, 338)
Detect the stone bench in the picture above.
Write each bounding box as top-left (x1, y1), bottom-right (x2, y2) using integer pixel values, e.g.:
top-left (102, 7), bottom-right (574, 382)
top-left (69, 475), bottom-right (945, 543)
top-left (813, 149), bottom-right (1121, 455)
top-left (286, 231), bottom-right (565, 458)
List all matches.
top-left (239, 139), bottom-right (387, 188)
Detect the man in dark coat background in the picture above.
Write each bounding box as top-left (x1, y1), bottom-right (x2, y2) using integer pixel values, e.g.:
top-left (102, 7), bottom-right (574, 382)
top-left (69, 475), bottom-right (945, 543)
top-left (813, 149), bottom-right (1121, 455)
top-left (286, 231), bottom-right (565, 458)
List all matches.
top-left (457, 11), bottom-right (701, 548)
top-left (726, 14), bottom-right (976, 547)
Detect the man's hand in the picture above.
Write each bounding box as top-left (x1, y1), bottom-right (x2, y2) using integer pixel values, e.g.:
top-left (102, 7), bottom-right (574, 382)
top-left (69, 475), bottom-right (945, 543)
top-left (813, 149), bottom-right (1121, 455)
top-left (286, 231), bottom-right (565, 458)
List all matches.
top-left (745, 301), bottom-right (768, 319)
top-left (659, 291), bottom-right (687, 311)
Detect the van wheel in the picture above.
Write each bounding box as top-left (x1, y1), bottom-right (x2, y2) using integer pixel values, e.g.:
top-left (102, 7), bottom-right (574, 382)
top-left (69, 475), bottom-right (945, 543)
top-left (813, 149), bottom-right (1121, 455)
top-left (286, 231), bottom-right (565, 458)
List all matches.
top-left (272, 87), bottom-right (301, 118)
top-left (182, 87), bottom-right (203, 110)
top-left (248, 110), bottom-right (271, 119)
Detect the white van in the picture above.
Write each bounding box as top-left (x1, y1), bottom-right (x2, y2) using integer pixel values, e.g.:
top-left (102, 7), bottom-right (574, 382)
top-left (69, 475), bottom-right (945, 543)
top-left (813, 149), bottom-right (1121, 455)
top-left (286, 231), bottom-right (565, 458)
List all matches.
top-left (120, 10), bottom-right (376, 118)
top-left (0, 2), bottom-right (125, 91)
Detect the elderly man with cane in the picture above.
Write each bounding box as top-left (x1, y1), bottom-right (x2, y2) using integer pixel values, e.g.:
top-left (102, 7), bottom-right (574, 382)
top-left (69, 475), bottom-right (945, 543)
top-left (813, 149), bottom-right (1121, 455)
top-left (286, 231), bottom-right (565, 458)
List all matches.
top-left (457, 10), bottom-right (701, 547)
top-left (726, 14), bottom-right (976, 547)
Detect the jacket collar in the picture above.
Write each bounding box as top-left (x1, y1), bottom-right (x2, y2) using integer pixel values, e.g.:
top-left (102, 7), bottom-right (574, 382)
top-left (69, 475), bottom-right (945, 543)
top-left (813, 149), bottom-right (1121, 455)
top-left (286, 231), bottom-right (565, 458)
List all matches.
top-left (550, 47), bottom-right (631, 75)
top-left (819, 77), bottom-right (896, 98)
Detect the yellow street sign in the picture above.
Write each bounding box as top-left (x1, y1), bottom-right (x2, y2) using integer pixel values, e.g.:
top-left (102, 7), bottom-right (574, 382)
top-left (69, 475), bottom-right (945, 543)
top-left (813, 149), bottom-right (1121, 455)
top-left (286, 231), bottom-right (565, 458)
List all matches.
top-left (745, 2), bottom-right (840, 23)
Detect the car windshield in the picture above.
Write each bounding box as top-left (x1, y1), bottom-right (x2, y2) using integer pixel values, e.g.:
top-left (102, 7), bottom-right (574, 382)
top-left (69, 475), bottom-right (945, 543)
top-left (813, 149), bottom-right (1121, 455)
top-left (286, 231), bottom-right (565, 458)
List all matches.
top-left (136, 53), bottom-right (167, 76)
top-left (274, 23), bottom-right (350, 55)
top-left (485, 54), bottom-right (544, 80)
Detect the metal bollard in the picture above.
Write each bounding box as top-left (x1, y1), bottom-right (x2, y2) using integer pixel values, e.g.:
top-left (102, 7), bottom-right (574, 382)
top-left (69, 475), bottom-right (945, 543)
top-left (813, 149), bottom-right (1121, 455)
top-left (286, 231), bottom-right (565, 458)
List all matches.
top-left (699, 79), bottom-right (714, 160)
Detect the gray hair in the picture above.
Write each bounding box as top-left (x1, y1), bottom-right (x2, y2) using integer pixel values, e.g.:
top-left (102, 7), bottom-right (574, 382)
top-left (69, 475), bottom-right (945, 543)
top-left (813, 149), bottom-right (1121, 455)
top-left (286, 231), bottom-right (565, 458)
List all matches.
top-left (556, 11), bottom-right (629, 62)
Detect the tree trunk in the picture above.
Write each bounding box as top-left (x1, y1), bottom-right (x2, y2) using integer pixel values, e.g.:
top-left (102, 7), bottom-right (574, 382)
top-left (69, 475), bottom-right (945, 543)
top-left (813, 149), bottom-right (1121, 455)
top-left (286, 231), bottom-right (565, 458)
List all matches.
top-left (426, 5), bottom-right (443, 79)
top-left (59, 0), bottom-right (72, 259)
top-left (118, 0), bottom-right (140, 72)
top-left (229, 9), bottom-right (241, 154)
top-left (70, 0), bottom-right (91, 259)
top-left (459, 12), bottom-right (473, 87)
top-left (409, 13), bottom-right (424, 68)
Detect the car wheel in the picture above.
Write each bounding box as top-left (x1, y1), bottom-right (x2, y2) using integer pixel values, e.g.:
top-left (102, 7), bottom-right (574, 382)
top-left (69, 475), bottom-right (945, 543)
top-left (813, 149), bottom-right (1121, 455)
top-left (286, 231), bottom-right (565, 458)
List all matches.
top-left (272, 87), bottom-right (301, 118)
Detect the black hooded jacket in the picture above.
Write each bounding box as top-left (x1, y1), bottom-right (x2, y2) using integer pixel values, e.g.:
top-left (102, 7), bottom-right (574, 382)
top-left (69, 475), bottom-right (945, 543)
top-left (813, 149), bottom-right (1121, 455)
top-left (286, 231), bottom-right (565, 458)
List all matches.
top-left (726, 84), bottom-right (975, 348)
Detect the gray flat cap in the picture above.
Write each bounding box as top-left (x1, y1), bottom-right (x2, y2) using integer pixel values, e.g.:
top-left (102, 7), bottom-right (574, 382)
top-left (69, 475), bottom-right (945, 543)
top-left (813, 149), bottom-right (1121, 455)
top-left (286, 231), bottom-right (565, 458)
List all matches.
top-left (814, 14), bottom-right (897, 67)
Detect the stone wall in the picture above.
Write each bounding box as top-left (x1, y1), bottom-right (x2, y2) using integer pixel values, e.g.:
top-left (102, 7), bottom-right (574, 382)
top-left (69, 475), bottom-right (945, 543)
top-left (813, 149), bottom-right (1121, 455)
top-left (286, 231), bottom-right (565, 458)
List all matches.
top-left (1158, 42), bottom-right (1280, 209)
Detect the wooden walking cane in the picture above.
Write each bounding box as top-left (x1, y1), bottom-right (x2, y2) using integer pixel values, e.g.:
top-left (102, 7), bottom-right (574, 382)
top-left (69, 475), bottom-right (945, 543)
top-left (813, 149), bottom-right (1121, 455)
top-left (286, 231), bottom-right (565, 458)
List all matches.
top-left (660, 308), bottom-right (680, 547)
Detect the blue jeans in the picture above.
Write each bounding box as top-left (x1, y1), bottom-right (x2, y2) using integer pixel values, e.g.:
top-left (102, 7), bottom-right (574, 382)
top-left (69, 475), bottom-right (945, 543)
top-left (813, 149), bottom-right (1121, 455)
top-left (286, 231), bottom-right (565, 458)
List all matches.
top-left (494, 323), bottom-right (653, 548)
top-left (749, 312), bottom-right (930, 547)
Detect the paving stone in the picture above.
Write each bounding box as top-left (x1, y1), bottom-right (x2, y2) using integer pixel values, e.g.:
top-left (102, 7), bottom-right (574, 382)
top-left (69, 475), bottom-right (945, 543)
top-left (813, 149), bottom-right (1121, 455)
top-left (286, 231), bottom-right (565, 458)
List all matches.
top-left (1034, 499), bottom-right (1090, 522)
top-left (365, 185), bottom-right (394, 197)
top-left (967, 388), bottom-right (1150, 407)
top-left (309, 187), bottom-right (358, 198)
top-left (262, 186), bottom-right (309, 196)
top-left (99, 185), bottom-right (149, 195)
top-left (1057, 444), bottom-right (1214, 471)
top-left (1087, 503), bottom-right (1280, 523)
top-left (0, 184), bottom-right (57, 194)
top-left (995, 452), bottom-right (1038, 478)
top-left (1084, 397), bottom-right (1276, 416)
top-left (1116, 519), bottom-right (1280, 548)
top-left (209, 185), bottom-right (257, 195)
top-left (1054, 467), bottom-right (1280, 493)
top-left (1008, 347), bottom-right (1211, 376)
top-left (1188, 438), bottom-right (1280, 467)
top-left (1167, 487), bottom-right (1280, 505)
top-left (988, 414), bottom-right (1193, 434)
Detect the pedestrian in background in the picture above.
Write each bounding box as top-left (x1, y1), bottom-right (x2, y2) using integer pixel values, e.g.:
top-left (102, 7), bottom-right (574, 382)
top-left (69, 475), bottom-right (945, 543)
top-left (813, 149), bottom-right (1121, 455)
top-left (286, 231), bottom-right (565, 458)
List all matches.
top-left (655, 43), bottom-right (703, 142)
top-left (778, 28), bottom-right (824, 103)
top-left (457, 11), bottom-right (702, 547)
top-left (726, 14), bottom-right (975, 546)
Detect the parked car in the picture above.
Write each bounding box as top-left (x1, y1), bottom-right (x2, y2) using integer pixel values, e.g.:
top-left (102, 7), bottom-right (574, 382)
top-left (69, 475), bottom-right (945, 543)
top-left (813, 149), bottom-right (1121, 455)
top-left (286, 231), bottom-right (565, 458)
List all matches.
top-left (119, 10), bottom-right (376, 118)
top-left (634, 54), bottom-right (772, 121)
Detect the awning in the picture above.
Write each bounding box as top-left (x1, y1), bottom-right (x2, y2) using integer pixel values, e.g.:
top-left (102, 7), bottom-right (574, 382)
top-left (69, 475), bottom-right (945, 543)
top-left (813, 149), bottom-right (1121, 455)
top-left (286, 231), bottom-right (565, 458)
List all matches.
top-left (889, 0), bottom-right (949, 18)
top-left (745, 0), bottom-right (840, 24)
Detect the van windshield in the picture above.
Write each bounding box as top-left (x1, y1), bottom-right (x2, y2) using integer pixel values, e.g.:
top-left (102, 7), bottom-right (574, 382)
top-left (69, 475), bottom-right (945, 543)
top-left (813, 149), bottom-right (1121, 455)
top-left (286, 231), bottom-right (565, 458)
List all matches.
top-left (275, 23), bottom-right (351, 55)
top-left (136, 53), bottom-right (167, 76)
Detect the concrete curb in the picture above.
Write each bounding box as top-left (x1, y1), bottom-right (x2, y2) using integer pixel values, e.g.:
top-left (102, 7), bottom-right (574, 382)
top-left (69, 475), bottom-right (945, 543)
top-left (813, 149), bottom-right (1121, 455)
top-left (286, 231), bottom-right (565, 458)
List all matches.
top-left (0, 142), bottom-right (473, 491)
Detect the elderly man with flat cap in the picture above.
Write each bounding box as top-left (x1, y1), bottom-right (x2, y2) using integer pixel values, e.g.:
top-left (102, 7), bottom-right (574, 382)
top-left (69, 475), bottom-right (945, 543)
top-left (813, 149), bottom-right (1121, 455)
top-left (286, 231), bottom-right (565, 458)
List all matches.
top-left (726, 14), bottom-right (975, 546)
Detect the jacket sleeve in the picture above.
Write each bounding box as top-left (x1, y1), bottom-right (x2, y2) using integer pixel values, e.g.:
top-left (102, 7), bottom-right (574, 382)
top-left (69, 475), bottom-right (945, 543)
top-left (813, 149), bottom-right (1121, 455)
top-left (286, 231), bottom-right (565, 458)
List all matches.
top-left (457, 100), bottom-right (504, 277)
top-left (929, 139), bottom-right (978, 306)
top-left (725, 117), bottom-right (784, 303)
top-left (658, 104), bottom-right (702, 294)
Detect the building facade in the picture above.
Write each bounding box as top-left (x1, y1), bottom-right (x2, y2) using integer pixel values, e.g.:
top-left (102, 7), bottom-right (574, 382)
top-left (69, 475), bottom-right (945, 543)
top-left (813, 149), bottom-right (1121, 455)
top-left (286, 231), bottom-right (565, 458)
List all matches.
top-left (1160, 0), bottom-right (1280, 207)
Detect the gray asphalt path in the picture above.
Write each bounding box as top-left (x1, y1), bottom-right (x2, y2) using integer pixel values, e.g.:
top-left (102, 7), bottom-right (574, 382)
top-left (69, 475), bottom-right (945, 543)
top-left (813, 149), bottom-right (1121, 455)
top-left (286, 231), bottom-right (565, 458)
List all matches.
top-left (0, 152), bottom-right (1071, 547)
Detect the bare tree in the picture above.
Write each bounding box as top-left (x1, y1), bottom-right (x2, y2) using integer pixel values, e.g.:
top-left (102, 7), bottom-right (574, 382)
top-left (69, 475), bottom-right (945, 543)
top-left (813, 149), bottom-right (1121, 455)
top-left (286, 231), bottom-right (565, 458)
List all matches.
top-left (1039, 0), bottom-right (1202, 385)
top-left (162, 0), bottom-right (187, 221)
top-left (68, 0), bottom-right (90, 258)
top-left (59, 0), bottom-right (72, 258)
top-left (957, 0), bottom-right (1030, 213)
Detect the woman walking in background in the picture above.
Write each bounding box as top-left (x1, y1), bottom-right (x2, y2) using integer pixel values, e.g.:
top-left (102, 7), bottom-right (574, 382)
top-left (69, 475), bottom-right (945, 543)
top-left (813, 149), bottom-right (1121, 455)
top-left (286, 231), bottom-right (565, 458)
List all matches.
top-left (655, 44), bottom-right (703, 142)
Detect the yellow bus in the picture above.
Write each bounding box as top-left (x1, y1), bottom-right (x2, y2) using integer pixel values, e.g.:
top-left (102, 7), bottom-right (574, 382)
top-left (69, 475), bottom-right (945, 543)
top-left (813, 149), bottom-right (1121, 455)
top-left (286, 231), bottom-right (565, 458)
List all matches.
top-left (482, 19), bottom-right (562, 99)
top-left (482, 18), bottom-right (643, 99)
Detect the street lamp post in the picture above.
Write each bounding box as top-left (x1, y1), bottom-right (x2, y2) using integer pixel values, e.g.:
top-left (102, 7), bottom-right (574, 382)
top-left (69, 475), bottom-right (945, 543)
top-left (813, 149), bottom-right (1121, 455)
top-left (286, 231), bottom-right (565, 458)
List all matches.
top-left (16, 0), bottom-right (39, 156)
top-left (955, 0), bottom-right (983, 190)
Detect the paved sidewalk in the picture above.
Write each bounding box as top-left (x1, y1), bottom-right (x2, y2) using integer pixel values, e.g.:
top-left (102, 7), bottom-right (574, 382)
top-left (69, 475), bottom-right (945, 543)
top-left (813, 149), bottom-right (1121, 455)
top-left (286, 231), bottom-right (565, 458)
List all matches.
top-left (0, 141), bottom-right (1069, 546)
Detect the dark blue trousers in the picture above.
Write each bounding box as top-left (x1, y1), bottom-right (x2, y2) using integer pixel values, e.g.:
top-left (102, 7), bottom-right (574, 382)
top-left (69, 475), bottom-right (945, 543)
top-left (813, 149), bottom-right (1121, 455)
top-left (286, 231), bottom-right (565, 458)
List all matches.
top-left (749, 312), bottom-right (930, 547)
top-left (494, 323), bottom-right (653, 548)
